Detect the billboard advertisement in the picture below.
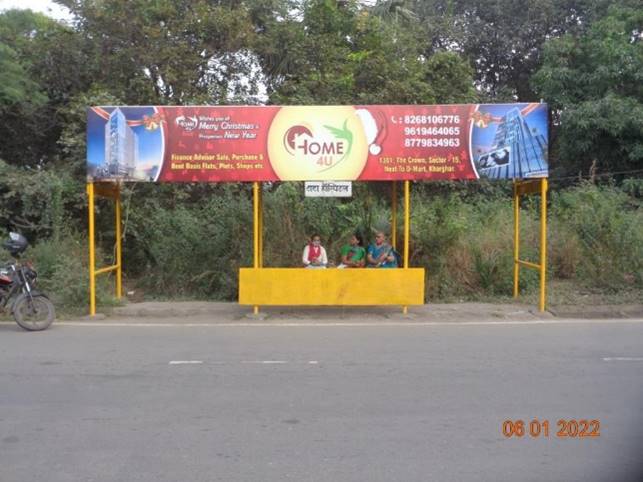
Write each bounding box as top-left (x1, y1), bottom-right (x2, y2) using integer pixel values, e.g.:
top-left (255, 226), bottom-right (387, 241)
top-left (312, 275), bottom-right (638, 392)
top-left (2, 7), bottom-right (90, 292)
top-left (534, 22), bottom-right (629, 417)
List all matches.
top-left (87, 103), bottom-right (548, 182)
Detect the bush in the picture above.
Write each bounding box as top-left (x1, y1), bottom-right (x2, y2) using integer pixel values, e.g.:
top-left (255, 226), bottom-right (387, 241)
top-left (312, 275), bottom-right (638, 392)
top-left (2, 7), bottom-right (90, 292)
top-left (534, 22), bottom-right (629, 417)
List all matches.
top-left (5, 175), bottom-right (640, 310)
top-left (25, 232), bottom-right (118, 314)
top-left (0, 159), bottom-right (72, 241)
top-left (550, 182), bottom-right (642, 289)
top-left (412, 190), bottom-right (540, 300)
top-left (122, 184), bottom-right (253, 299)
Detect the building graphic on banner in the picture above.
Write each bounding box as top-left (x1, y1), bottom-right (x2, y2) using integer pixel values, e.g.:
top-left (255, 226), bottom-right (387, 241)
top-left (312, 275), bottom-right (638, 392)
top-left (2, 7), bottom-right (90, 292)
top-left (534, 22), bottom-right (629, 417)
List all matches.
top-left (101, 108), bottom-right (138, 179)
top-left (476, 107), bottom-right (547, 179)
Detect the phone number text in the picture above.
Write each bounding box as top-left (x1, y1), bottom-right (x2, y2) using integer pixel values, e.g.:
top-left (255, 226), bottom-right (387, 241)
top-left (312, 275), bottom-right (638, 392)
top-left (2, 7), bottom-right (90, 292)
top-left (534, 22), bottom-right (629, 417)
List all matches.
top-left (404, 138), bottom-right (460, 148)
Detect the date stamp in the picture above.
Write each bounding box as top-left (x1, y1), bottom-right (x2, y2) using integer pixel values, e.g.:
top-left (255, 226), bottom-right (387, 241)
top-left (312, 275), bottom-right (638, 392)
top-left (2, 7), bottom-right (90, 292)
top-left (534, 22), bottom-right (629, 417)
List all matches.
top-left (502, 419), bottom-right (601, 438)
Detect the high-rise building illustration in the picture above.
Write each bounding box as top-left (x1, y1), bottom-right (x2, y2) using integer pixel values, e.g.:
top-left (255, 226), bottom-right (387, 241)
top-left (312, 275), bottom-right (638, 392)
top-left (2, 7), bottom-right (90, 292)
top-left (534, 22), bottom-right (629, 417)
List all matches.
top-left (476, 107), bottom-right (547, 179)
top-left (103, 108), bottom-right (138, 178)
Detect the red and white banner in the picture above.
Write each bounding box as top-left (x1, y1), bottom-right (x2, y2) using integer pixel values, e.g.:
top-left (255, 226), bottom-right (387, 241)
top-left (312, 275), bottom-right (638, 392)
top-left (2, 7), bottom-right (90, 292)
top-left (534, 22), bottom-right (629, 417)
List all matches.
top-left (87, 104), bottom-right (548, 182)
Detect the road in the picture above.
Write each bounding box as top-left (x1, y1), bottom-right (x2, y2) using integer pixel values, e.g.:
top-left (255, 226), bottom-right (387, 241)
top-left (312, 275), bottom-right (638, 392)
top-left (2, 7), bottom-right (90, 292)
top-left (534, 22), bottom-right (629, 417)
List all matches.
top-left (1, 318), bottom-right (642, 482)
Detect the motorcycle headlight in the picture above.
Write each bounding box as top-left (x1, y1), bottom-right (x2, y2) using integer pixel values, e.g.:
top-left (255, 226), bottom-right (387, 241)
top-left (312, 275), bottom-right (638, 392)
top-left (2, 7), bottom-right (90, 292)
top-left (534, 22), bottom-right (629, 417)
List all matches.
top-left (25, 267), bottom-right (37, 282)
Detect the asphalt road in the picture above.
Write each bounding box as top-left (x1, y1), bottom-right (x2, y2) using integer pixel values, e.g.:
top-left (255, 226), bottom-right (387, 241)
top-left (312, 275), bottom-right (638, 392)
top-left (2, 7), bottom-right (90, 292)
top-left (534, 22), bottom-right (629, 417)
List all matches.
top-left (1, 318), bottom-right (642, 482)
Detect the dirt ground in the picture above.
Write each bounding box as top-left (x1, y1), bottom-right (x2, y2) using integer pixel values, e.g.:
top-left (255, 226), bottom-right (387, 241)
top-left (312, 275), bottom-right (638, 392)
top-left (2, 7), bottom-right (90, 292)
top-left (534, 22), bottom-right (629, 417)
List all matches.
top-left (2, 299), bottom-right (641, 324)
top-left (86, 300), bottom-right (643, 323)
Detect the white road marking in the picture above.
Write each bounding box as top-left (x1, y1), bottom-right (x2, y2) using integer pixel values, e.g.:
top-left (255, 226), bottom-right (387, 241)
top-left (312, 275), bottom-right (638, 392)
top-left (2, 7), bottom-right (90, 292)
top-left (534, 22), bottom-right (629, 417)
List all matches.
top-left (241, 360), bottom-right (287, 364)
top-left (167, 360), bottom-right (317, 366)
top-left (30, 318), bottom-right (643, 327)
top-left (602, 357), bottom-right (643, 362)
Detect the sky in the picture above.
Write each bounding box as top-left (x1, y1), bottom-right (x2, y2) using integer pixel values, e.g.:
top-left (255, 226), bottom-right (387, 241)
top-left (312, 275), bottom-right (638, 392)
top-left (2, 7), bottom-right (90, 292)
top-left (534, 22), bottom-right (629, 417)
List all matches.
top-left (0, 0), bottom-right (72, 21)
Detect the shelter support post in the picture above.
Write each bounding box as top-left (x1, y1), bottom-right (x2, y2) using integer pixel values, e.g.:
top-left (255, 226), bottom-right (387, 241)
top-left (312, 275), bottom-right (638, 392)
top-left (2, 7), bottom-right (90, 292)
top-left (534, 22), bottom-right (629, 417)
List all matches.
top-left (253, 182), bottom-right (260, 315)
top-left (513, 178), bottom-right (548, 312)
top-left (391, 182), bottom-right (397, 250)
top-left (513, 184), bottom-right (520, 298)
top-left (88, 183), bottom-right (96, 316)
top-left (115, 187), bottom-right (122, 299)
top-left (87, 182), bottom-right (123, 316)
top-left (539, 178), bottom-right (547, 312)
top-left (403, 180), bottom-right (410, 315)
top-left (258, 182), bottom-right (263, 268)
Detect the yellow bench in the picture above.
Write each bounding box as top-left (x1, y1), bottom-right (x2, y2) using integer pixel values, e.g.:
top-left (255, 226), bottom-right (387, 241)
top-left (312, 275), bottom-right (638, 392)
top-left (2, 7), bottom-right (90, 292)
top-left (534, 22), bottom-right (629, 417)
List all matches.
top-left (239, 268), bottom-right (425, 306)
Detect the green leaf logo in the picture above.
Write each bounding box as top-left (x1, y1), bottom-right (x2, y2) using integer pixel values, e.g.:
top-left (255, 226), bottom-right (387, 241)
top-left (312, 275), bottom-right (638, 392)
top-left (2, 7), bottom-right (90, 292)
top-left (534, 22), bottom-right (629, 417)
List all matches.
top-left (321, 119), bottom-right (353, 172)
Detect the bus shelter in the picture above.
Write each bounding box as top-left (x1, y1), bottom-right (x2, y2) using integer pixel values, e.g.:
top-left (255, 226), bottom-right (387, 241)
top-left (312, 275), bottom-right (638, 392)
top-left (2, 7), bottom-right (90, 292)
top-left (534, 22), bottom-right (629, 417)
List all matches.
top-left (86, 103), bottom-right (550, 315)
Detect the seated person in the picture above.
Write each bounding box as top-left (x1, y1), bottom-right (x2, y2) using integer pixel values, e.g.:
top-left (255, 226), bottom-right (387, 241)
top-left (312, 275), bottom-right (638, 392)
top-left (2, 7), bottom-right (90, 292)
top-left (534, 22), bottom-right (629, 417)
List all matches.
top-left (337, 233), bottom-right (366, 268)
top-left (302, 234), bottom-right (328, 268)
top-left (367, 231), bottom-right (398, 268)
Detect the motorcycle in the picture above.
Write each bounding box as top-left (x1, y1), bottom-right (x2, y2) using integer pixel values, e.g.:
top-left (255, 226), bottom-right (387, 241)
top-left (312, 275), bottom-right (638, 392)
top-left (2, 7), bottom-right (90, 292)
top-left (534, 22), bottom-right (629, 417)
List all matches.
top-left (0, 232), bottom-right (55, 331)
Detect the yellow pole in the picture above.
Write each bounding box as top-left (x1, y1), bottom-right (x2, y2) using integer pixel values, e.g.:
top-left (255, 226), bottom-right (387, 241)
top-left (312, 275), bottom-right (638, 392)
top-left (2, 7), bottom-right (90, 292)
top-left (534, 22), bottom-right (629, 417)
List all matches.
top-left (87, 183), bottom-right (96, 316)
top-left (258, 182), bottom-right (263, 268)
top-left (115, 185), bottom-right (122, 299)
top-left (253, 182), bottom-right (259, 315)
top-left (403, 180), bottom-right (410, 268)
top-left (539, 178), bottom-right (548, 312)
top-left (513, 181), bottom-right (520, 298)
top-left (391, 182), bottom-right (397, 250)
top-left (403, 180), bottom-right (410, 315)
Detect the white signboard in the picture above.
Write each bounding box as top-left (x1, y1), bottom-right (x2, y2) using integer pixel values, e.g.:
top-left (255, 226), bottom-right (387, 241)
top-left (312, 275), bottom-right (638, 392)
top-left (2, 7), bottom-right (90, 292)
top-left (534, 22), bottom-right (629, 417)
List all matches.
top-left (305, 181), bottom-right (352, 197)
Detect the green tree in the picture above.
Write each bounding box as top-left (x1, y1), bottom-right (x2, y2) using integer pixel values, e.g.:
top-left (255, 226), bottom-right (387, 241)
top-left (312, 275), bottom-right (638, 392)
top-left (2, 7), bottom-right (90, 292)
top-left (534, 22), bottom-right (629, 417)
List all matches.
top-left (373, 0), bottom-right (632, 101)
top-left (0, 43), bottom-right (46, 107)
top-left (59, 0), bottom-right (261, 105)
top-left (532, 6), bottom-right (643, 175)
top-left (261, 0), bottom-right (476, 105)
top-left (0, 9), bottom-right (88, 167)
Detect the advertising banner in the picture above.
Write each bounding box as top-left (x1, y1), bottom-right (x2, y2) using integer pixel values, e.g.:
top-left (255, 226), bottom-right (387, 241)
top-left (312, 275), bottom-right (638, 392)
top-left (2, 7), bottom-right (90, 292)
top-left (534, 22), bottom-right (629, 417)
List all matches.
top-left (87, 103), bottom-right (548, 182)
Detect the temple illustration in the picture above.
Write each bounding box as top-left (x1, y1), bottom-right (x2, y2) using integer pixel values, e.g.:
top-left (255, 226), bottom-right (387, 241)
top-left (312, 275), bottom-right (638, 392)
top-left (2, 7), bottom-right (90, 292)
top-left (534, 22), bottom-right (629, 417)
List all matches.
top-left (476, 107), bottom-right (548, 179)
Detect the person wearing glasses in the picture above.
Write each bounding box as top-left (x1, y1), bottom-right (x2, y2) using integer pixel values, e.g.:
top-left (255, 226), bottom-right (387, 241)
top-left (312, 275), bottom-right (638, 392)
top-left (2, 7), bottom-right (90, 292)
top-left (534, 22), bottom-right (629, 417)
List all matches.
top-left (366, 231), bottom-right (398, 268)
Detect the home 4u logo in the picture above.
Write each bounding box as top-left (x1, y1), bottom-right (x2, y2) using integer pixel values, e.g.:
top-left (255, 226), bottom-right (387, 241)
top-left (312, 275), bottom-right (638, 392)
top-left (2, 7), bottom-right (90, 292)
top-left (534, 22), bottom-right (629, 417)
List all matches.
top-left (283, 120), bottom-right (353, 173)
top-left (268, 106), bottom-right (369, 181)
top-left (175, 115), bottom-right (198, 132)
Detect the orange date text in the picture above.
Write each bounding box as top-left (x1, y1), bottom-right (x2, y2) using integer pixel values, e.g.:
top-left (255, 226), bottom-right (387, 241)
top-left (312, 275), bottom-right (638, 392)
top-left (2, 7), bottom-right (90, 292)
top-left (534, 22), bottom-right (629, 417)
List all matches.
top-left (502, 419), bottom-right (600, 438)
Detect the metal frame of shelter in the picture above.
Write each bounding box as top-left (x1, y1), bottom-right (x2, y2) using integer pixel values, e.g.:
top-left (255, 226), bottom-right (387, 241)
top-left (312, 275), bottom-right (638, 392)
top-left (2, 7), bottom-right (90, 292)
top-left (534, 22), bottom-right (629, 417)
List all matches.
top-left (86, 178), bottom-right (548, 316)
top-left (87, 182), bottom-right (122, 316)
top-left (513, 178), bottom-right (548, 312)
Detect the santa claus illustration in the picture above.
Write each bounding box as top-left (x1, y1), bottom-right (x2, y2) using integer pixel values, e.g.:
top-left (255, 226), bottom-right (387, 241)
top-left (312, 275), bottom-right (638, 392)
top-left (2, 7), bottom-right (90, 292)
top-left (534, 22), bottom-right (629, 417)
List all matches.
top-left (355, 108), bottom-right (387, 155)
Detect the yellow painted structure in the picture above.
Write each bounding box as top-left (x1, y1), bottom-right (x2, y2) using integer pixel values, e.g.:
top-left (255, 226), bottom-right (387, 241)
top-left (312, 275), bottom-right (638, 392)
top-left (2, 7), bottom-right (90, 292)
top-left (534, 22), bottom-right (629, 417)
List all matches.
top-left (391, 182), bottom-right (397, 250)
top-left (252, 182), bottom-right (261, 315)
top-left (403, 180), bottom-right (410, 268)
top-left (402, 180), bottom-right (411, 314)
top-left (239, 268), bottom-right (425, 306)
top-left (87, 182), bottom-right (123, 316)
top-left (513, 178), bottom-right (548, 312)
top-left (86, 178), bottom-right (549, 315)
top-left (240, 179), bottom-right (423, 313)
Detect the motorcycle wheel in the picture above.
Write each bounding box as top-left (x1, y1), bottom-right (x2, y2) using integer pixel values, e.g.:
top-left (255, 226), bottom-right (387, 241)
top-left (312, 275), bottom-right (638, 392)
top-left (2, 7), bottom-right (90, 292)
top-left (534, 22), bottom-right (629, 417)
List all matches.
top-left (13, 294), bottom-right (55, 331)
